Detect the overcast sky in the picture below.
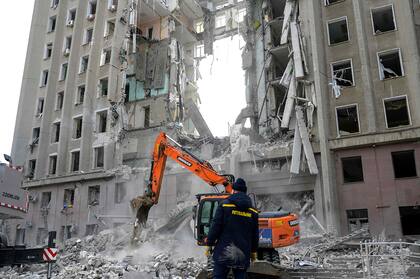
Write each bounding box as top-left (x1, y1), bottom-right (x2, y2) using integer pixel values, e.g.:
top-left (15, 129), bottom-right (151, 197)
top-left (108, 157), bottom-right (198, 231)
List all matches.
top-left (0, 1), bottom-right (34, 163)
top-left (0, 1), bottom-right (244, 163)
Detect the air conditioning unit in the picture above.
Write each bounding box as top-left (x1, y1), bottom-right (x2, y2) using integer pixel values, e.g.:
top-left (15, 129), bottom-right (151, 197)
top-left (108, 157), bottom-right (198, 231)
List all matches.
top-left (63, 48), bottom-right (71, 56)
top-left (87, 14), bottom-right (95, 21)
top-left (66, 20), bottom-right (74, 27)
top-left (108, 5), bottom-right (117, 12)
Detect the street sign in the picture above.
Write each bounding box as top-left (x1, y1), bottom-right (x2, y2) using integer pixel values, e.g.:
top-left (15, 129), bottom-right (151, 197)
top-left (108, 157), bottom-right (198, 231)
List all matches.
top-left (42, 248), bottom-right (58, 262)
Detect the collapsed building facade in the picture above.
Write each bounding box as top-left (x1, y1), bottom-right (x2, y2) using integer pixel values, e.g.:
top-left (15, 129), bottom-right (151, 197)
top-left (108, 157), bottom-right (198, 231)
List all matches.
top-left (9, 0), bottom-right (420, 247)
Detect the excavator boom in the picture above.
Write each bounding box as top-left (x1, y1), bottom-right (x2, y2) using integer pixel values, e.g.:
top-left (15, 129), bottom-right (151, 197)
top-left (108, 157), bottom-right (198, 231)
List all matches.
top-left (130, 132), bottom-right (233, 242)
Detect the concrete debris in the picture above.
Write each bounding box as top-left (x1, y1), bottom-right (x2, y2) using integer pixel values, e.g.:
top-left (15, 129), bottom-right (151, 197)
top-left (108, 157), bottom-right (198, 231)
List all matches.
top-left (0, 218), bottom-right (205, 279)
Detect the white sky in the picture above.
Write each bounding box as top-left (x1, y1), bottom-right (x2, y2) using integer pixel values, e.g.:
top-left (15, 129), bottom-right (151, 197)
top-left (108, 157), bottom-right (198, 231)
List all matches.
top-left (0, 1), bottom-right (244, 163)
top-left (197, 35), bottom-right (246, 137)
top-left (0, 1), bottom-right (35, 163)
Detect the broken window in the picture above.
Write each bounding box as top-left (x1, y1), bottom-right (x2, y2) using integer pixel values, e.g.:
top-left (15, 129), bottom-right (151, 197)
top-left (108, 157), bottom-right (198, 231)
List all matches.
top-left (51, 0), bottom-right (59, 8)
top-left (399, 206), bottom-right (420, 235)
top-left (73, 116), bottom-right (83, 139)
top-left (70, 150), bottom-right (80, 172)
top-left (56, 91), bottom-right (64, 110)
top-left (59, 63), bottom-right (68, 81)
top-left (32, 127), bottom-right (40, 144)
top-left (391, 150), bottom-right (417, 178)
top-left (49, 154), bottom-right (57, 175)
top-left (44, 43), bottom-right (53, 59)
top-left (336, 105), bottom-right (360, 136)
top-left (377, 49), bottom-right (403, 80)
top-left (108, 0), bottom-right (118, 11)
top-left (48, 16), bottom-right (56, 32)
top-left (371, 5), bottom-right (396, 34)
top-left (327, 17), bottom-right (349, 45)
top-left (41, 192), bottom-right (52, 208)
top-left (40, 70), bottom-right (48, 87)
top-left (85, 224), bottom-right (98, 236)
top-left (148, 27), bottom-right (153, 40)
top-left (79, 55), bottom-right (89, 73)
top-left (144, 106), bottom-right (150, 128)
top-left (114, 182), bottom-right (126, 204)
top-left (87, 0), bottom-right (97, 16)
top-left (88, 185), bottom-right (100, 206)
top-left (104, 20), bottom-right (115, 37)
top-left (96, 110), bottom-right (107, 133)
top-left (195, 21), bottom-right (204, 33)
top-left (51, 122), bottom-right (60, 143)
top-left (215, 15), bottom-right (226, 28)
top-left (341, 156), bottom-right (364, 183)
top-left (93, 146), bottom-right (104, 168)
top-left (76, 85), bottom-right (85, 105)
top-left (36, 97), bottom-right (44, 115)
top-left (346, 209), bottom-right (368, 233)
top-left (100, 48), bottom-right (111, 66)
top-left (384, 96), bottom-right (410, 128)
top-left (195, 44), bottom-right (205, 58)
top-left (237, 8), bottom-right (246, 23)
top-left (325, 0), bottom-right (343, 5)
top-left (331, 59), bottom-right (354, 87)
top-left (28, 159), bottom-right (36, 178)
top-left (67, 8), bottom-right (76, 23)
top-left (84, 28), bottom-right (93, 44)
top-left (99, 78), bottom-right (108, 96)
top-left (64, 36), bottom-right (72, 55)
top-left (63, 188), bottom-right (75, 208)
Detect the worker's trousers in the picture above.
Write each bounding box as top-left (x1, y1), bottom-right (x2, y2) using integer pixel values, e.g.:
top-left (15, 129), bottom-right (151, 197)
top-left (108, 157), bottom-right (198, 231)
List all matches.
top-left (213, 263), bottom-right (247, 279)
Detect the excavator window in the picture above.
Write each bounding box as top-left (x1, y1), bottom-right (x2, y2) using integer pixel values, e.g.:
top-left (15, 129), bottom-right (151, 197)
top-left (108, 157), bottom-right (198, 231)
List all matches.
top-left (196, 199), bottom-right (220, 242)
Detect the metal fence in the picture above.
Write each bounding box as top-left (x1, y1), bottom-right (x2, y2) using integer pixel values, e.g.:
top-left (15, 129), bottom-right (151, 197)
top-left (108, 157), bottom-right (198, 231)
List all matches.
top-left (360, 241), bottom-right (420, 279)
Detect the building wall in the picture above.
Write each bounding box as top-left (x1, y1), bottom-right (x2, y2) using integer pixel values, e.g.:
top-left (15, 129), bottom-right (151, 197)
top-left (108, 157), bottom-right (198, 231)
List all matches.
top-left (336, 142), bottom-right (420, 239)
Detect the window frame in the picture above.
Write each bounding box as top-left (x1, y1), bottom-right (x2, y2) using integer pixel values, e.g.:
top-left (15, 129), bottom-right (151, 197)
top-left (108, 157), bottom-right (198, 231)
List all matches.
top-left (325, 0), bottom-right (345, 6)
top-left (59, 63), bottom-right (68, 81)
top-left (376, 48), bottom-right (404, 80)
top-left (72, 115), bottom-right (83, 139)
top-left (370, 4), bottom-right (397, 35)
top-left (40, 70), bottom-right (49, 87)
top-left (326, 16), bottom-right (350, 46)
top-left (93, 146), bottom-right (105, 169)
top-left (330, 58), bottom-right (355, 87)
top-left (391, 150), bottom-right (417, 179)
top-left (215, 14), bottom-right (226, 28)
top-left (69, 149), bottom-right (81, 172)
top-left (44, 42), bottom-right (53, 60)
top-left (98, 77), bottom-right (109, 96)
top-left (48, 153), bottom-right (58, 175)
top-left (382, 95), bottom-right (412, 129)
top-left (47, 16), bottom-right (57, 33)
top-left (96, 109), bottom-right (108, 133)
top-left (55, 91), bottom-right (64, 110)
top-left (75, 84), bottom-right (85, 105)
top-left (51, 121), bottom-right (61, 143)
top-left (335, 103), bottom-right (361, 137)
top-left (341, 156), bottom-right (364, 183)
top-left (79, 55), bottom-right (89, 74)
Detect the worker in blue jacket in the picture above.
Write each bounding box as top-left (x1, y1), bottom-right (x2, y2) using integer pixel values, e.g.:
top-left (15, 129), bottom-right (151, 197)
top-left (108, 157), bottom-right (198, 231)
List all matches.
top-left (207, 178), bottom-right (259, 279)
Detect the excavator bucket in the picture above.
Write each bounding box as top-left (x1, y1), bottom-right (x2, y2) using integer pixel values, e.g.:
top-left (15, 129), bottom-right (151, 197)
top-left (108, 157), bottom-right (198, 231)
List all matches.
top-left (130, 195), bottom-right (154, 244)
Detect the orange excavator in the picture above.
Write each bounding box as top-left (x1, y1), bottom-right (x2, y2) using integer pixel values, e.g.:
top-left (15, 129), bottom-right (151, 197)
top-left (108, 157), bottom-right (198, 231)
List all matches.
top-left (131, 132), bottom-right (300, 264)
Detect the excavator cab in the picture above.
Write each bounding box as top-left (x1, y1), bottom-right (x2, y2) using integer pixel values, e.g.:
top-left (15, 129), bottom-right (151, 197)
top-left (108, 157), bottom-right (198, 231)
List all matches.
top-left (194, 194), bottom-right (229, 246)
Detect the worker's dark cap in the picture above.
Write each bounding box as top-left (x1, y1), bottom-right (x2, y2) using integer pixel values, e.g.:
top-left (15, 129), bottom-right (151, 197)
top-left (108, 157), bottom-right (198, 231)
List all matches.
top-left (233, 178), bottom-right (247, 193)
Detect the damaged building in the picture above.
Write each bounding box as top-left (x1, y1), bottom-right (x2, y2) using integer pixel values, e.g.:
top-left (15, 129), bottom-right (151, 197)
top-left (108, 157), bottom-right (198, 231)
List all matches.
top-left (9, 0), bottom-right (420, 247)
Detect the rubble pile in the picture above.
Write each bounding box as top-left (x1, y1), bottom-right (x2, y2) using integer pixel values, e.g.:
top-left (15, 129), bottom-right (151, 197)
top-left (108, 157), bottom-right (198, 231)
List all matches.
top-left (0, 221), bottom-right (205, 279)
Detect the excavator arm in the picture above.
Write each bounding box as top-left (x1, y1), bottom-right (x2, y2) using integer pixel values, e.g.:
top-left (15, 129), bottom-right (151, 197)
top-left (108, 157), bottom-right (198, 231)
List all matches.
top-left (130, 132), bottom-right (234, 242)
